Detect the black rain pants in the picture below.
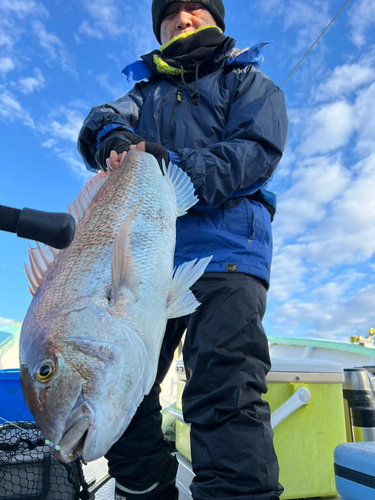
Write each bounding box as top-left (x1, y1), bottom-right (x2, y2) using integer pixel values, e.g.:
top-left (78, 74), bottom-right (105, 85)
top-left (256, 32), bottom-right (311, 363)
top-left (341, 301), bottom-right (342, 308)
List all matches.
top-left (105, 273), bottom-right (283, 499)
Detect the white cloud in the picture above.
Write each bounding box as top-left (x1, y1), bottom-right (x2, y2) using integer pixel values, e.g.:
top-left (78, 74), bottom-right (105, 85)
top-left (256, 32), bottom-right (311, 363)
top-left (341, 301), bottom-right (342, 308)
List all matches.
top-left (348, 0), bottom-right (375, 48)
top-left (299, 101), bottom-right (354, 155)
top-left (0, 57), bottom-right (15, 74)
top-left (352, 83), bottom-right (375, 153)
top-left (78, 19), bottom-right (103, 40)
top-left (257, 0), bottom-right (330, 30)
top-left (78, 0), bottom-right (155, 54)
top-left (274, 155), bottom-right (351, 242)
top-left (269, 244), bottom-right (309, 302)
top-left (68, 99), bottom-right (89, 110)
top-left (53, 149), bottom-right (92, 182)
top-left (0, 263), bottom-right (22, 272)
top-left (0, 1), bottom-right (47, 18)
top-left (0, 89), bottom-right (34, 127)
top-left (299, 161), bottom-right (375, 267)
top-left (78, 0), bottom-right (126, 39)
top-left (0, 317), bottom-right (13, 328)
top-left (45, 144), bottom-right (91, 181)
top-left (269, 282), bottom-right (375, 341)
top-left (296, 73), bottom-right (375, 157)
top-left (32, 20), bottom-right (61, 57)
top-left (271, 146), bottom-right (375, 304)
top-left (0, 0), bottom-right (48, 53)
top-left (37, 103), bottom-right (91, 180)
top-left (42, 138), bottom-right (56, 148)
top-left (46, 108), bottom-right (85, 143)
top-left (95, 74), bottom-right (126, 99)
top-left (256, 0), bottom-right (331, 56)
top-left (18, 67), bottom-right (45, 93)
top-left (269, 51), bottom-right (375, 323)
top-left (282, 0), bottom-right (330, 32)
top-left (314, 64), bottom-right (375, 102)
top-left (32, 21), bottom-right (74, 73)
top-left (0, 32), bottom-right (14, 49)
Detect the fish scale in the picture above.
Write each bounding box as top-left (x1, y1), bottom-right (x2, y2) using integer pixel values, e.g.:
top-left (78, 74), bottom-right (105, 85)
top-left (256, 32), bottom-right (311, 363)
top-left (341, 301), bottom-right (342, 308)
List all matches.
top-left (19, 150), bottom-right (211, 464)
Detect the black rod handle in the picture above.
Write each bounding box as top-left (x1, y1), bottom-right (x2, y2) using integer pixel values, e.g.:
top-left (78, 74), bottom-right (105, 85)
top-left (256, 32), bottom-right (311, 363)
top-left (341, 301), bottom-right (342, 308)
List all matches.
top-left (0, 205), bottom-right (21, 233)
top-left (0, 205), bottom-right (76, 249)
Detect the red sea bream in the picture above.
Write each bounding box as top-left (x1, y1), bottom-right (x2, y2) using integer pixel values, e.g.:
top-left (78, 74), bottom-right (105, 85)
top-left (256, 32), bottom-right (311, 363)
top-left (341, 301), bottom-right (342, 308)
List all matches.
top-left (19, 150), bottom-right (211, 463)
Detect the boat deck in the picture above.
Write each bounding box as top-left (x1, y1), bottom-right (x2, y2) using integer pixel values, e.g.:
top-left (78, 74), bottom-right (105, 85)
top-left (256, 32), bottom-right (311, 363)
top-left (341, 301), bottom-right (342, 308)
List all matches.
top-left (84, 456), bottom-right (341, 500)
top-left (82, 458), bottom-right (115, 499)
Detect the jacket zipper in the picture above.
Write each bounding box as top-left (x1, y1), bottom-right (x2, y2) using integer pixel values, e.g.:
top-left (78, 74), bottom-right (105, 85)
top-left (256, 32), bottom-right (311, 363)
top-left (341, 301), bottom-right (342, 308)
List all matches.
top-left (169, 84), bottom-right (183, 151)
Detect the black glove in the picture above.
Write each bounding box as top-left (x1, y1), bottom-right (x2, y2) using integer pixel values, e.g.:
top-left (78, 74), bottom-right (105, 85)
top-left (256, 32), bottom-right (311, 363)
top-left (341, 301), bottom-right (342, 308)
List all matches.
top-left (95, 129), bottom-right (144, 171)
top-left (145, 142), bottom-right (169, 171)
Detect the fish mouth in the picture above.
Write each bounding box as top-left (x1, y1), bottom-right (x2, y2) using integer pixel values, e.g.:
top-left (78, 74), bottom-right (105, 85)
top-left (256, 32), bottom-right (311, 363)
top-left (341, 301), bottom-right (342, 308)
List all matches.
top-left (55, 416), bottom-right (95, 463)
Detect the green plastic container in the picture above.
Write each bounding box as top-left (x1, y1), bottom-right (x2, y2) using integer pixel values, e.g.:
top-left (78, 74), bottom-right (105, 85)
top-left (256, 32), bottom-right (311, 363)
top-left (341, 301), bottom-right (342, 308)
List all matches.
top-left (174, 358), bottom-right (347, 499)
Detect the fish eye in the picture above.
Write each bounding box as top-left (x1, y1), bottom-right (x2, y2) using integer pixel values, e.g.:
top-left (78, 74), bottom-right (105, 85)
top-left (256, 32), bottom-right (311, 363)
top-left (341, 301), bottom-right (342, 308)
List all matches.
top-left (35, 362), bottom-right (54, 383)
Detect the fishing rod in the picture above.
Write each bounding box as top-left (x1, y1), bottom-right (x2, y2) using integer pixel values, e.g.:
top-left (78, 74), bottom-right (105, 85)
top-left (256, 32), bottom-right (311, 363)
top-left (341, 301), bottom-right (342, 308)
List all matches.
top-left (0, 205), bottom-right (75, 250)
top-left (280, 0), bottom-right (352, 88)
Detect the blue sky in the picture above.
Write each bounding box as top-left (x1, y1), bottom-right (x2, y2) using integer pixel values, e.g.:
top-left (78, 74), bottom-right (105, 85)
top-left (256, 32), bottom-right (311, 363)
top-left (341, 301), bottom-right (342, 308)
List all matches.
top-left (1, 0), bottom-right (375, 341)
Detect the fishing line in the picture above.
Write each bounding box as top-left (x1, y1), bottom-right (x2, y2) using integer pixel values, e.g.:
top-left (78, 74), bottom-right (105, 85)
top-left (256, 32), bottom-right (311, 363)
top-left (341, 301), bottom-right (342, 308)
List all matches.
top-left (0, 416), bottom-right (61, 450)
top-left (0, 417), bottom-right (27, 432)
top-left (279, 0), bottom-right (352, 89)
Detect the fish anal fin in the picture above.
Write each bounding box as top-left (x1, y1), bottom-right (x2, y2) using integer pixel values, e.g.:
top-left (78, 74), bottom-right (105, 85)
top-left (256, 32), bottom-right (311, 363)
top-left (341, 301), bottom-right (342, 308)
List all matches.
top-left (111, 201), bottom-right (143, 299)
top-left (167, 256), bottom-right (212, 319)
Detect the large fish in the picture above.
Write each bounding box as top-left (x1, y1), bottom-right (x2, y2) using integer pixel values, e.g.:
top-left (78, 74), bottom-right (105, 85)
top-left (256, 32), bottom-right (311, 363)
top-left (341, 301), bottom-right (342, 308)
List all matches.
top-left (19, 150), bottom-right (211, 463)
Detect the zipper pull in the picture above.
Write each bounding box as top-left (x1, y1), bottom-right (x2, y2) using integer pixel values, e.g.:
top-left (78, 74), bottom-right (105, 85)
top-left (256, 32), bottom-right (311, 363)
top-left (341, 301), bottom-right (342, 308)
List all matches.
top-left (177, 85), bottom-right (183, 103)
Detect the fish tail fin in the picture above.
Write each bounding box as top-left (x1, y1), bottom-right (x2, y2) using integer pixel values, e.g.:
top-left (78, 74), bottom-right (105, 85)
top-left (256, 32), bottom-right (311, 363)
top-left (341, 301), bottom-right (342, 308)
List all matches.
top-left (164, 160), bottom-right (198, 216)
top-left (167, 256), bottom-right (212, 319)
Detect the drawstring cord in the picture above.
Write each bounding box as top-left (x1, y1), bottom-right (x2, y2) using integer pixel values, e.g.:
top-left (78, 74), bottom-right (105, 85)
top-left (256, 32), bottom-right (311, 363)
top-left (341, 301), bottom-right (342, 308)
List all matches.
top-left (179, 64), bottom-right (201, 106)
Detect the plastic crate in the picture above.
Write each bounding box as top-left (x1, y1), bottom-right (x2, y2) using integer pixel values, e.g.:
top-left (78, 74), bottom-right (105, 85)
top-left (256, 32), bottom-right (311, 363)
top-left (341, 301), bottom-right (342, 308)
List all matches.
top-left (0, 370), bottom-right (34, 423)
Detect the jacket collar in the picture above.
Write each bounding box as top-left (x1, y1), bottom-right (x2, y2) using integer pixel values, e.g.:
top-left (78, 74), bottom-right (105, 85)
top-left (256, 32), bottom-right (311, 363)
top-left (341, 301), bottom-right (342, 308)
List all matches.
top-left (122, 40), bottom-right (271, 84)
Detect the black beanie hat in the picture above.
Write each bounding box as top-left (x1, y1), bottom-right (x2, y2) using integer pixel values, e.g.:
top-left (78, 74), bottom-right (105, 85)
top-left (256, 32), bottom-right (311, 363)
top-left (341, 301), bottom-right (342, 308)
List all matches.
top-left (152, 0), bottom-right (225, 44)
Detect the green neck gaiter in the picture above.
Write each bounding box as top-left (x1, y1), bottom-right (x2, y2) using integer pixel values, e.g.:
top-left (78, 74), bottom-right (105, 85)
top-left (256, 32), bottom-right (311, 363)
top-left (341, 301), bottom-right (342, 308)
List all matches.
top-left (141, 26), bottom-right (227, 75)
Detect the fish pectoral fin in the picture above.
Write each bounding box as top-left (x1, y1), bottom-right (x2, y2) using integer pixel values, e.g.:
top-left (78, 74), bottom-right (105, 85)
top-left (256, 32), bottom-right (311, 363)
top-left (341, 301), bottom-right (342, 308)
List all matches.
top-left (165, 161), bottom-right (198, 217)
top-left (111, 201), bottom-right (142, 297)
top-left (167, 256), bottom-right (212, 319)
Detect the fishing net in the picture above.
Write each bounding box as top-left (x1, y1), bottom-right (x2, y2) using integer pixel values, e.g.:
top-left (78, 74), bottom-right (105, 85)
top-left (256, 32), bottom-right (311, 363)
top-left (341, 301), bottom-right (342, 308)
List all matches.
top-left (0, 421), bottom-right (91, 500)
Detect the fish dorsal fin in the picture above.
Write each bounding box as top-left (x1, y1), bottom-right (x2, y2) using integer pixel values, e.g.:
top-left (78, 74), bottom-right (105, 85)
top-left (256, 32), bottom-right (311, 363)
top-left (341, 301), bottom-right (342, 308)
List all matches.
top-left (25, 171), bottom-right (109, 296)
top-left (25, 243), bottom-right (58, 296)
top-left (163, 161), bottom-right (198, 216)
top-left (67, 171), bottom-right (109, 224)
top-left (167, 256), bottom-right (212, 319)
top-left (111, 201), bottom-right (143, 299)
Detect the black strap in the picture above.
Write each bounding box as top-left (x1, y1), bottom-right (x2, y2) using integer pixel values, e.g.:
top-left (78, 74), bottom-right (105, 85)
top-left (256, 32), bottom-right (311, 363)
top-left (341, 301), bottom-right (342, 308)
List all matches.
top-left (180, 64), bottom-right (201, 106)
top-left (247, 191), bottom-right (276, 222)
top-left (335, 463), bottom-right (375, 489)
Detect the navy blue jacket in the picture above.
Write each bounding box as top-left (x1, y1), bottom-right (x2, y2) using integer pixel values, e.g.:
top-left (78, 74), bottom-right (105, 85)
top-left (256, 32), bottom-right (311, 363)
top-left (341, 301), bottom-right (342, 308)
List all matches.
top-left (77, 37), bottom-right (288, 287)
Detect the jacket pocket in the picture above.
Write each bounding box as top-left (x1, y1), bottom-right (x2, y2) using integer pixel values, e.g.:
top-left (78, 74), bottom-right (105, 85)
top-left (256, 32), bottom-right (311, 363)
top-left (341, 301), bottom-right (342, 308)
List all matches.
top-left (244, 198), bottom-right (258, 241)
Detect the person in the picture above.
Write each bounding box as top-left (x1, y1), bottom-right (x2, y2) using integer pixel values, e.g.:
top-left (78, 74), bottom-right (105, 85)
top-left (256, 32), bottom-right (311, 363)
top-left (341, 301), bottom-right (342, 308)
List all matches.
top-left (77, 1), bottom-right (288, 499)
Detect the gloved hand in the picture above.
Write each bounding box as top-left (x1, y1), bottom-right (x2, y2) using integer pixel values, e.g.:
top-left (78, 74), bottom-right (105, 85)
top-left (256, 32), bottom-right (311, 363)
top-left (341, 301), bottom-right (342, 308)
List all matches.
top-left (95, 129), bottom-right (144, 171)
top-left (145, 142), bottom-right (169, 170)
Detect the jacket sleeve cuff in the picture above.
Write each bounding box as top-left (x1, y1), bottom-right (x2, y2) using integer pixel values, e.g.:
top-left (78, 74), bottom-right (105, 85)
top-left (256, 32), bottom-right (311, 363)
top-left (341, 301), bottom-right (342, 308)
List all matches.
top-left (96, 124), bottom-right (134, 149)
top-left (168, 150), bottom-right (181, 166)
